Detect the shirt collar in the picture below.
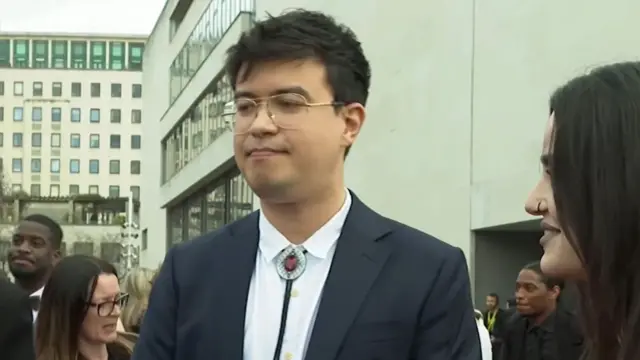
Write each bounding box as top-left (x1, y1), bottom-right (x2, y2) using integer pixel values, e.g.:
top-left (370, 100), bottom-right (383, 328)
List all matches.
top-left (258, 188), bottom-right (352, 262)
top-left (31, 286), bottom-right (44, 298)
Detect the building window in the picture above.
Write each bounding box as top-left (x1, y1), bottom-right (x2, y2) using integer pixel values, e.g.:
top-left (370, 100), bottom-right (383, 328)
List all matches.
top-left (52, 40), bottom-right (68, 69)
top-left (128, 42), bottom-right (145, 70)
top-left (32, 107), bottom-right (42, 122)
top-left (31, 158), bottom-right (41, 173)
top-left (110, 109), bottom-right (121, 123)
top-left (89, 159), bottom-right (100, 174)
top-left (71, 41), bottom-right (87, 69)
top-left (30, 184), bottom-right (41, 196)
top-left (89, 134), bottom-right (100, 148)
top-left (130, 185), bottom-right (140, 200)
top-left (13, 107), bottom-right (23, 121)
top-left (109, 160), bottom-right (120, 174)
top-left (90, 109), bottom-right (100, 123)
top-left (108, 185), bottom-right (120, 198)
top-left (110, 135), bottom-right (121, 149)
top-left (51, 107), bottom-right (62, 122)
top-left (13, 40), bottom-right (29, 68)
top-left (69, 184), bottom-right (80, 195)
top-left (131, 109), bottom-right (142, 124)
top-left (51, 133), bottom-right (61, 148)
top-left (50, 159), bottom-right (61, 174)
top-left (12, 158), bottom-right (22, 173)
top-left (31, 133), bottom-right (41, 147)
top-left (111, 83), bottom-right (121, 97)
top-left (90, 41), bottom-right (106, 69)
top-left (90, 83), bottom-right (101, 97)
top-left (12, 184), bottom-right (22, 193)
top-left (52, 82), bottom-right (62, 97)
top-left (13, 133), bottom-right (22, 147)
top-left (33, 40), bottom-right (49, 68)
top-left (130, 160), bottom-right (141, 175)
top-left (32, 82), bottom-right (43, 96)
top-left (132, 84), bottom-right (142, 98)
top-left (50, 185), bottom-right (60, 197)
top-left (0, 81), bottom-right (4, 95)
top-left (0, 40), bottom-right (10, 67)
top-left (109, 42), bottom-right (125, 70)
top-left (0, 107), bottom-right (3, 121)
top-left (0, 133), bottom-right (3, 146)
top-left (131, 135), bottom-right (141, 149)
top-left (69, 159), bottom-right (80, 174)
top-left (71, 108), bottom-right (81, 122)
top-left (14, 81), bottom-right (23, 96)
top-left (70, 133), bottom-right (80, 148)
top-left (88, 185), bottom-right (99, 195)
top-left (71, 82), bottom-right (82, 97)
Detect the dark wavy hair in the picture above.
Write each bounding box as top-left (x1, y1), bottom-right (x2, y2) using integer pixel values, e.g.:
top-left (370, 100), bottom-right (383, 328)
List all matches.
top-left (549, 61), bottom-right (640, 360)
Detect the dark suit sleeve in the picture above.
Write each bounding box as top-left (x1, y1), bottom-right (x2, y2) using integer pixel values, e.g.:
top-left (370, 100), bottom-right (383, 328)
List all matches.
top-left (0, 281), bottom-right (35, 360)
top-left (131, 248), bottom-right (179, 360)
top-left (414, 248), bottom-right (481, 359)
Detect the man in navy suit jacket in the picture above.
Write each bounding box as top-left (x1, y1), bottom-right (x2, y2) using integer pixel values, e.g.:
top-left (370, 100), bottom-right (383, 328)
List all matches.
top-left (133, 9), bottom-right (480, 360)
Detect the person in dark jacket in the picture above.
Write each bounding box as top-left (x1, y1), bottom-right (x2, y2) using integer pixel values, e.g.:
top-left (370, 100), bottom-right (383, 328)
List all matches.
top-left (0, 277), bottom-right (35, 360)
top-left (483, 293), bottom-right (508, 359)
top-left (500, 262), bottom-right (582, 360)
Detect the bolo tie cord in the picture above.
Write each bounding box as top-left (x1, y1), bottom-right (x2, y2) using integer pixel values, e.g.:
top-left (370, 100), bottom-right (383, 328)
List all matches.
top-left (272, 248), bottom-right (308, 360)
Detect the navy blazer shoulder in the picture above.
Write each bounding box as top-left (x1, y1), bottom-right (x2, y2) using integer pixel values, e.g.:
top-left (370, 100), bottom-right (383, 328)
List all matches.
top-left (133, 193), bottom-right (480, 360)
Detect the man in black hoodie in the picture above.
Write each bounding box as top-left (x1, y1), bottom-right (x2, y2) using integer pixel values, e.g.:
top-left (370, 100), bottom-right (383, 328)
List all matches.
top-left (0, 277), bottom-right (35, 360)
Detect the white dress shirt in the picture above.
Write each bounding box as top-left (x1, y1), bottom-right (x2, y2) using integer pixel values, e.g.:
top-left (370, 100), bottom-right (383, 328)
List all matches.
top-left (244, 190), bottom-right (352, 360)
top-left (476, 317), bottom-right (493, 360)
top-left (30, 286), bottom-right (44, 322)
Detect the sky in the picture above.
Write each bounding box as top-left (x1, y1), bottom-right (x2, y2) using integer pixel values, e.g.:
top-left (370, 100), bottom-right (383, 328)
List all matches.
top-left (1, 0), bottom-right (166, 35)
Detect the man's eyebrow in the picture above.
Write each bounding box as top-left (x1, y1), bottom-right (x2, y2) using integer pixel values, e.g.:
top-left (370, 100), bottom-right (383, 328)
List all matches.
top-left (234, 86), bottom-right (312, 100)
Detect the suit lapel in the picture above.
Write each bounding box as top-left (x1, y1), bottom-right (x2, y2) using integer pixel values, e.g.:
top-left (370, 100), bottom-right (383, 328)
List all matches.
top-left (305, 193), bottom-right (393, 360)
top-left (209, 212), bottom-right (259, 359)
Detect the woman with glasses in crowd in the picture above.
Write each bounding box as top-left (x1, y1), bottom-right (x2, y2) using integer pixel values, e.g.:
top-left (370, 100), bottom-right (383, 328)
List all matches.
top-left (120, 267), bottom-right (155, 333)
top-left (525, 61), bottom-right (640, 360)
top-left (35, 254), bottom-right (136, 360)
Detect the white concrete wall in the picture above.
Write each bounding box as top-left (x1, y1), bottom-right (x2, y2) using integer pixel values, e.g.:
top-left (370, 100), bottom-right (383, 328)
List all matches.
top-left (470, 0), bottom-right (640, 229)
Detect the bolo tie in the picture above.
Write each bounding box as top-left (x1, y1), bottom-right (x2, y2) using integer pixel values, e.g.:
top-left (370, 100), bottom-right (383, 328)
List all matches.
top-left (272, 246), bottom-right (308, 360)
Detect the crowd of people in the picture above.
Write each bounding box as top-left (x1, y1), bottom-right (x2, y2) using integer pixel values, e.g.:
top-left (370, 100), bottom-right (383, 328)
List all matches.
top-left (0, 214), bottom-right (157, 360)
top-left (1, 6), bottom-right (640, 360)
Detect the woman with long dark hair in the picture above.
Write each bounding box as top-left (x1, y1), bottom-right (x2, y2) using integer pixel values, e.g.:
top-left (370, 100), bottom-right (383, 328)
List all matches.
top-left (35, 254), bottom-right (136, 360)
top-left (525, 61), bottom-right (640, 360)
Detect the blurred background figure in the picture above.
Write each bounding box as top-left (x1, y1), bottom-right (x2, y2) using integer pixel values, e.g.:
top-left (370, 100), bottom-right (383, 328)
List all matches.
top-left (120, 267), bottom-right (155, 333)
top-left (35, 254), bottom-right (136, 360)
top-left (499, 262), bottom-right (582, 360)
top-left (0, 276), bottom-right (35, 360)
top-left (7, 214), bottom-right (63, 321)
top-left (483, 292), bottom-right (507, 359)
top-left (475, 309), bottom-right (493, 360)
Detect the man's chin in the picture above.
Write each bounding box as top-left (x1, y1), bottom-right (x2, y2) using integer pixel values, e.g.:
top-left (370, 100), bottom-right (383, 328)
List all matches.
top-left (9, 265), bottom-right (37, 278)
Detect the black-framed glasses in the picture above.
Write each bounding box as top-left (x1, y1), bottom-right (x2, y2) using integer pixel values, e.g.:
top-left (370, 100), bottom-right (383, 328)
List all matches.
top-left (226, 93), bottom-right (343, 134)
top-left (88, 293), bottom-right (129, 317)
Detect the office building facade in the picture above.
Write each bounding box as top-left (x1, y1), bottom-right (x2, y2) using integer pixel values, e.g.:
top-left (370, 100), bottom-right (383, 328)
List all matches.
top-left (0, 33), bottom-right (145, 200)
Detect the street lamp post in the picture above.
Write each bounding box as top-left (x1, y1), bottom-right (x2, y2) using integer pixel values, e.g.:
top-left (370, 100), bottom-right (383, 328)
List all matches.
top-left (120, 192), bottom-right (139, 272)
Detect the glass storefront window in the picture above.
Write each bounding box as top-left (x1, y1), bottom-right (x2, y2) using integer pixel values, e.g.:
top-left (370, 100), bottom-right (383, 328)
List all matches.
top-left (169, 0), bottom-right (254, 103)
top-left (161, 76), bottom-right (233, 183)
top-left (166, 168), bottom-right (254, 248)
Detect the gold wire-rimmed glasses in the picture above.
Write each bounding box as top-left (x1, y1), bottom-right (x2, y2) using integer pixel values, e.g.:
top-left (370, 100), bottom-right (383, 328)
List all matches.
top-left (224, 93), bottom-right (343, 134)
